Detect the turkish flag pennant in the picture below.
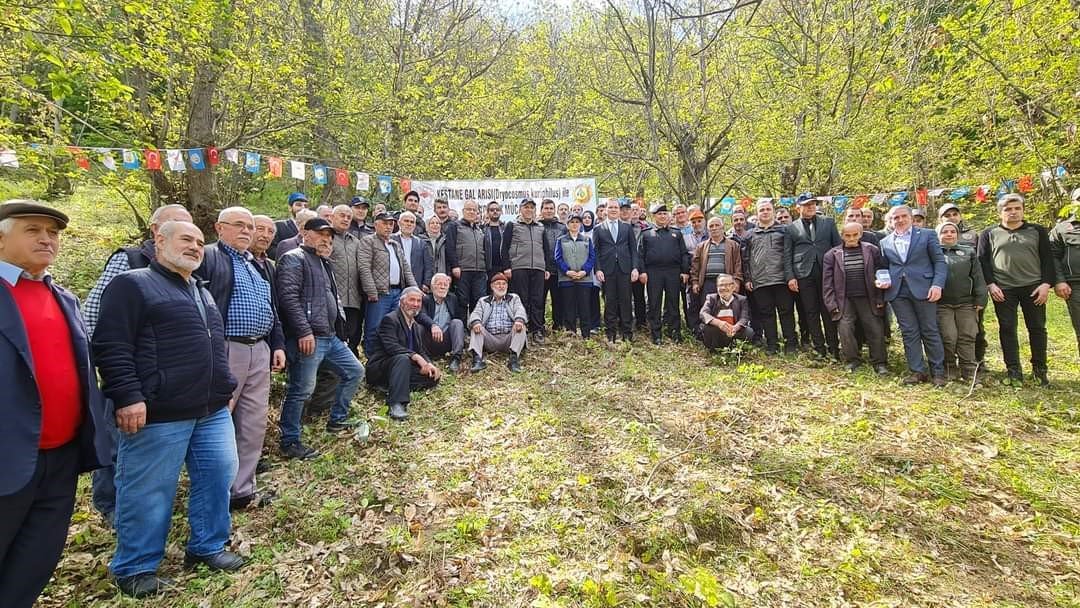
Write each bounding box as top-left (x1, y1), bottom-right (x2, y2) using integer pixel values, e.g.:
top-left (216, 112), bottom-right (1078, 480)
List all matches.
top-left (975, 185), bottom-right (990, 203)
top-left (268, 156), bottom-right (283, 178)
top-left (75, 155), bottom-right (90, 171)
top-left (335, 168), bottom-right (349, 187)
top-left (1017, 174), bottom-right (1035, 194)
top-left (915, 188), bottom-right (928, 206)
top-left (145, 149), bottom-right (162, 171)
top-left (207, 147), bottom-right (219, 166)
top-left (851, 195), bottom-right (870, 209)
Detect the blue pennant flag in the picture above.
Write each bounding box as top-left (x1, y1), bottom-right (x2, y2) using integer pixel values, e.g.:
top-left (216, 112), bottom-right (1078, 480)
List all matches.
top-left (244, 152), bottom-right (261, 173)
top-left (779, 196), bottom-right (795, 207)
top-left (377, 175), bottom-right (392, 195)
top-left (720, 196), bottom-right (736, 213)
top-left (998, 179), bottom-right (1015, 195)
top-left (312, 164), bottom-right (328, 185)
top-left (833, 195), bottom-right (849, 213)
top-left (122, 149), bottom-right (140, 170)
top-left (1055, 165), bottom-right (1067, 178)
top-left (948, 187), bottom-right (971, 200)
top-left (187, 149), bottom-right (206, 171)
top-left (888, 191), bottom-right (909, 206)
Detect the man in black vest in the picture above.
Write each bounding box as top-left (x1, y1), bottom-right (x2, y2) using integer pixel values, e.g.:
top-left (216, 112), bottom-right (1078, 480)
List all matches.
top-left (82, 203), bottom-right (190, 526)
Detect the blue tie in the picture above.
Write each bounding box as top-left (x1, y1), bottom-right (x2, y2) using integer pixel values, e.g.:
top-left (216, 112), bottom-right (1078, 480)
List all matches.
top-left (406, 324), bottom-right (415, 352)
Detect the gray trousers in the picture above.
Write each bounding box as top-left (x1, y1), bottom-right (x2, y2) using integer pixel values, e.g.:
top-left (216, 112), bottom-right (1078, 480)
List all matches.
top-left (837, 296), bottom-right (886, 365)
top-left (426, 319), bottom-right (465, 358)
top-left (938, 304), bottom-right (980, 374)
top-left (225, 340), bottom-right (271, 500)
top-left (469, 326), bottom-right (527, 357)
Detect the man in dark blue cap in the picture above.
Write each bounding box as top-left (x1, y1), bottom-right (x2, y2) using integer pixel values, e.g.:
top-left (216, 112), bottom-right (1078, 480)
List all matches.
top-left (348, 196), bottom-right (374, 238)
top-left (639, 204), bottom-right (690, 344)
top-left (270, 192), bottom-right (309, 259)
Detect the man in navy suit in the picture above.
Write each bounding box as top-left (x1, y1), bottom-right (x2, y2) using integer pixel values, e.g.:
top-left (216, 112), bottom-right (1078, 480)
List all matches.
top-left (879, 205), bottom-right (949, 386)
top-left (0, 200), bottom-right (110, 608)
top-left (593, 199), bottom-right (640, 343)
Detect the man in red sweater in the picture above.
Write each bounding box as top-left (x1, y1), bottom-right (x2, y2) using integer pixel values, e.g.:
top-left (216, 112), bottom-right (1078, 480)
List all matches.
top-left (0, 200), bottom-right (110, 607)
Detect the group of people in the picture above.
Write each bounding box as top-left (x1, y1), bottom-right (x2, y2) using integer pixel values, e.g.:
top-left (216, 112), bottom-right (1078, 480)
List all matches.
top-left (1, 184), bottom-right (1078, 605)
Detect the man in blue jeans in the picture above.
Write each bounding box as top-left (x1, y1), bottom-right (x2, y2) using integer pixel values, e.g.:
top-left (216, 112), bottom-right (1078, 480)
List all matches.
top-left (276, 218), bottom-right (365, 459)
top-left (93, 220), bottom-right (243, 598)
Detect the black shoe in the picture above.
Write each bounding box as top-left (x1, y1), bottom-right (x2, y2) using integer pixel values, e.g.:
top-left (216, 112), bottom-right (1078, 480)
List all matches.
top-left (255, 459), bottom-right (271, 474)
top-left (765, 347), bottom-right (779, 356)
top-left (652, 336), bottom-right (662, 346)
top-left (1034, 372), bottom-right (1051, 388)
top-left (230, 490), bottom-right (276, 511)
top-left (532, 332), bottom-right (545, 345)
top-left (184, 550), bottom-right (246, 571)
top-left (326, 420), bottom-right (359, 433)
top-left (448, 355), bottom-right (461, 373)
top-left (621, 333), bottom-right (634, 342)
top-left (280, 442), bottom-right (319, 460)
top-left (508, 354), bottom-right (522, 373)
top-left (1005, 368), bottom-right (1024, 386)
top-left (846, 362), bottom-right (860, 372)
top-left (115, 573), bottom-right (173, 598)
top-left (874, 364), bottom-right (890, 376)
top-left (469, 357), bottom-right (486, 373)
top-left (783, 345), bottom-right (798, 355)
top-left (388, 402), bottom-right (408, 421)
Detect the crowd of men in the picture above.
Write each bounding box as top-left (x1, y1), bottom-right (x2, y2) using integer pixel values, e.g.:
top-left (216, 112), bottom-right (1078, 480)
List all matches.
top-left (1, 185), bottom-right (1078, 604)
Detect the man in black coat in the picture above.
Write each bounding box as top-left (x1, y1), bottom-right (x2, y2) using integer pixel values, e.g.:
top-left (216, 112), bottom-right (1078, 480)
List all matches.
top-left (638, 205), bottom-right (690, 344)
top-left (269, 192), bottom-right (308, 259)
top-left (784, 195), bottom-right (842, 358)
top-left (420, 273), bottom-right (467, 371)
top-left (593, 199), bottom-right (640, 343)
top-left (366, 287), bottom-right (441, 421)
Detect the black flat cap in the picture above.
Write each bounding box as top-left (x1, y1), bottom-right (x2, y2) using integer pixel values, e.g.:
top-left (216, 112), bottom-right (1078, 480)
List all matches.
top-left (303, 218), bottom-right (335, 233)
top-left (0, 199), bottom-right (70, 229)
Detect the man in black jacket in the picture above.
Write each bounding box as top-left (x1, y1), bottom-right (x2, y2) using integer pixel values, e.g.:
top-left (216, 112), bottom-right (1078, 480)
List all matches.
top-left (269, 192), bottom-right (308, 259)
top-left (539, 199), bottom-right (567, 332)
top-left (639, 205), bottom-right (690, 344)
top-left (420, 273), bottom-right (466, 371)
top-left (276, 218), bottom-right (365, 459)
top-left (93, 220), bottom-right (244, 597)
top-left (196, 207), bottom-right (285, 511)
top-left (593, 199), bottom-right (640, 343)
top-left (366, 287), bottom-right (441, 421)
top-left (784, 195), bottom-right (842, 358)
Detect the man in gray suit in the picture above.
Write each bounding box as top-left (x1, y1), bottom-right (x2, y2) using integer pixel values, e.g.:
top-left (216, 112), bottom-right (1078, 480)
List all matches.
top-left (784, 195), bottom-right (841, 358)
top-left (393, 211), bottom-right (433, 292)
top-left (879, 205), bottom-right (948, 386)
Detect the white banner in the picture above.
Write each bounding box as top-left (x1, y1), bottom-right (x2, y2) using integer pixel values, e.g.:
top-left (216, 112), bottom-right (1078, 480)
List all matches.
top-left (412, 177), bottom-right (597, 222)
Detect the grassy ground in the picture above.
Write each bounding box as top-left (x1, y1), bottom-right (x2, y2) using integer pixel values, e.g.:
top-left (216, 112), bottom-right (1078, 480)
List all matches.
top-left (19, 183), bottom-right (1080, 607)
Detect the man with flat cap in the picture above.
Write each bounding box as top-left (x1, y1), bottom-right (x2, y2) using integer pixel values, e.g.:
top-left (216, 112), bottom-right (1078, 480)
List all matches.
top-left (784, 194), bottom-right (841, 358)
top-left (468, 272), bottom-right (528, 372)
top-left (0, 200), bottom-right (110, 607)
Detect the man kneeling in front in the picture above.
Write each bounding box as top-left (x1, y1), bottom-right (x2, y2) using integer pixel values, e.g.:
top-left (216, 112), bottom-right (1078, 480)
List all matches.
top-left (699, 273), bottom-right (754, 350)
top-left (468, 272), bottom-right (528, 372)
top-left (366, 287), bottom-right (441, 421)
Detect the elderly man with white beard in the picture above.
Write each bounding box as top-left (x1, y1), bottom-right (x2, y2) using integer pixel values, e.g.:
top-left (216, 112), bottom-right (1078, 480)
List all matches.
top-left (93, 221), bottom-right (243, 597)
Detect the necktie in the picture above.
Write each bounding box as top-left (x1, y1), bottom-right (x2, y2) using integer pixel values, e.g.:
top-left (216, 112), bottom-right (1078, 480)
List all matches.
top-left (611, 221), bottom-right (619, 242)
top-left (406, 324), bottom-right (415, 352)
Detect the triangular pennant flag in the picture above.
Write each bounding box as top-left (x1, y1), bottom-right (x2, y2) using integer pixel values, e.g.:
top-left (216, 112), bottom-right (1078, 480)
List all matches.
top-left (225, 148), bottom-right (240, 164)
top-left (312, 164), bottom-right (328, 185)
top-left (1055, 165), bottom-right (1068, 178)
top-left (756, 197), bottom-right (774, 206)
top-left (377, 175), bottom-right (392, 195)
top-left (244, 152), bottom-right (261, 173)
top-left (737, 196), bottom-right (754, 211)
top-left (888, 191), bottom-right (908, 206)
top-left (915, 188), bottom-right (928, 206)
top-left (0, 149), bottom-right (19, 168)
top-left (207, 147), bottom-right (219, 166)
top-left (65, 145), bottom-right (82, 156)
top-left (852, 195), bottom-right (870, 209)
top-left (75, 155), bottom-right (90, 171)
top-left (355, 172), bottom-right (370, 191)
top-left (122, 149), bottom-right (140, 170)
top-left (145, 149), bottom-right (162, 171)
top-left (187, 149), bottom-right (206, 171)
top-left (101, 150), bottom-right (117, 171)
top-left (166, 149), bottom-right (185, 172)
top-left (833, 195), bottom-right (848, 213)
top-left (720, 196), bottom-right (736, 213)
top-left (975, 185), bottom-right (990, 203)
top-left (1017, 174), bottom-right (1034, 194)
top-left (268, 156), bottom-right (283, 178)
top-left (399, 178), bottom-right (412, 194)
top-left (948, 186), bottom-right (971, 201)
top-left (290, 160), bottom-right (305, 180)
top-left (928, 188), bottom-right (947, 197)
top-left (335, 168), bottom-right (349, 187)
top-left (997, 179), bottom-right (1015, 195)
top-left (869, 193), bottom-right (888, 205)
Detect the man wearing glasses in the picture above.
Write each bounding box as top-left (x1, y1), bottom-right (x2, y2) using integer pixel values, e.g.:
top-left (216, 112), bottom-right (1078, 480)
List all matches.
top-left (196, 207), bottom-right (285, 510)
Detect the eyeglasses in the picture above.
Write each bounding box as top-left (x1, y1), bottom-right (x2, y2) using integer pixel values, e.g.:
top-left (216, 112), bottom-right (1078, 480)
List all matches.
top-left (220, 221), bottom-right (255, 232)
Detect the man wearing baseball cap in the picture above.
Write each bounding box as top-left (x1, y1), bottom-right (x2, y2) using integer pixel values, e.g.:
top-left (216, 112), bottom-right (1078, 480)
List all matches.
top-left (269, 192), bottom-right (309, 259)
top-left (0, 200), bottom-right (110, 606)
top-left (348, 196), bottom-right (373, 238)
top-left (936, 203), bottom-right (978, 247)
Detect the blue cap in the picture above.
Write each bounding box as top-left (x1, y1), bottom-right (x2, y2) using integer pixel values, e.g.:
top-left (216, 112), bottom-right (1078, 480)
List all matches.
top-left (796, 193), bottom-right (819, 205)
top-left (288, 192), bottom-right (308, 205)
